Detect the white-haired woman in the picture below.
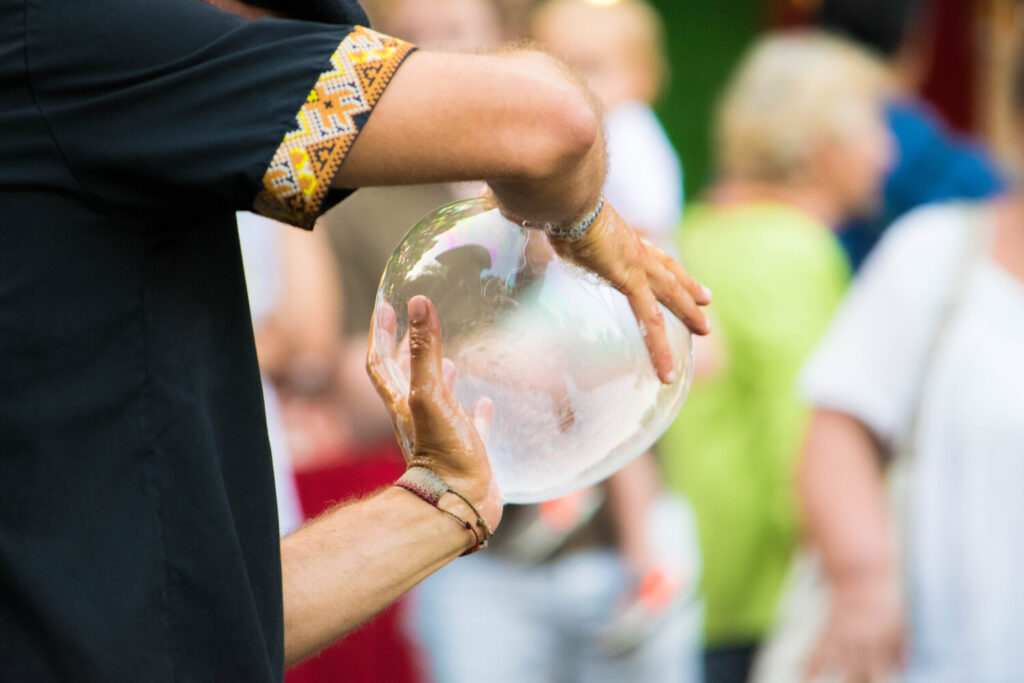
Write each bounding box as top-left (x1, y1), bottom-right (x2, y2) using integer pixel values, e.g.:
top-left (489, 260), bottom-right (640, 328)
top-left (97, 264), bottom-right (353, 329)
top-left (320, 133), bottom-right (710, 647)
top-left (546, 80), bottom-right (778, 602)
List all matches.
top-left (798, 41), bottom-right (1024, 683)
top-left (657, 31), bottom-right (893, 681)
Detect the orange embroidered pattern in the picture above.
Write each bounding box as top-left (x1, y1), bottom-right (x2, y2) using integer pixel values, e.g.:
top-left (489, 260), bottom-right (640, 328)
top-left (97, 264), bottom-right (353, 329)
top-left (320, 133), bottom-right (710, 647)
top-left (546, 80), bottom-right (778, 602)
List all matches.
top-left (254, 27), bottom-right (415, 228)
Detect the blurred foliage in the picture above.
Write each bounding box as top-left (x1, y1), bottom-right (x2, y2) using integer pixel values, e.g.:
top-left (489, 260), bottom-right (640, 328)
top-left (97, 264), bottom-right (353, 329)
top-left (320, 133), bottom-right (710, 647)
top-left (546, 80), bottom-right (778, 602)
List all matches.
top-left (648, 0), bottom-right (762, 199)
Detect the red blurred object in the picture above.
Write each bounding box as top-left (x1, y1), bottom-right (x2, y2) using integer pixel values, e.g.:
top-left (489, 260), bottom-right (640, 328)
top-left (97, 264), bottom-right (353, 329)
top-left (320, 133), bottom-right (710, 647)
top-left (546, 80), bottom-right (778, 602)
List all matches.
top-left (919, 0), bottom-right (978, 132)
top-left (770, 0), bottom-right (982, 134)
top-left (286, 443), bottom-right (423, 683)
top-left (771, 0), bottom-right (822, 27)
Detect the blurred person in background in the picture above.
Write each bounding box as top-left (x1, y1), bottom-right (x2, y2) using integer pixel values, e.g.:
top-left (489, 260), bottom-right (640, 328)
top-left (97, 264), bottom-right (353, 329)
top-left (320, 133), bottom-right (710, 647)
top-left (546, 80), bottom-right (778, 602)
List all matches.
top-left (796, 37), bottom-right (1024, 683)
top-left (238, 213), bottom-right (342, 536)
top-left (658, 32), bottom-right (892, 682)
top-left (406, 1), bottom-right (703, 682)
top-left (533, 0), bottom-right (683, 253)
top-left (281, 4), bottom-right (509, 682)
top-left (314, 0), bottom-right (509, 463)
top-left (816, 0), bottom-right (1008, 270)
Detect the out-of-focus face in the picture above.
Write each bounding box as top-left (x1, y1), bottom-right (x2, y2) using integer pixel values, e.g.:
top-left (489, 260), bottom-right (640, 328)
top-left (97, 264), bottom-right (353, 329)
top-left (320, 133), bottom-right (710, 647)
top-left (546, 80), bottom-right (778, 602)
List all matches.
top-left (384, 0), bottom-right (503, 52)
top-left (533, 7), bottom-right (647, 110)
top-left (817, 105), bottom-right (895, 219)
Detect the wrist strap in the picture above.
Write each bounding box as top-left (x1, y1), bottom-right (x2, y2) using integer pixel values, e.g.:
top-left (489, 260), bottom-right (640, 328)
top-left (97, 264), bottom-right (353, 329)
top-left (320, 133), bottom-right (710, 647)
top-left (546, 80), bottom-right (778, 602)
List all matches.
top-left (394, 467), bottom-right (492, 556)
top-left (513, 195), bottom-right (605, 242)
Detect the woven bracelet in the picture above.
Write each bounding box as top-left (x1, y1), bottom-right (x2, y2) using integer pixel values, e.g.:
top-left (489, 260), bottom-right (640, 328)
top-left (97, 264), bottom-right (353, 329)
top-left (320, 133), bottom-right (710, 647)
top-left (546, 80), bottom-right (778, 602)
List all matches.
top-left (394, 467), bottom-right (492, 556)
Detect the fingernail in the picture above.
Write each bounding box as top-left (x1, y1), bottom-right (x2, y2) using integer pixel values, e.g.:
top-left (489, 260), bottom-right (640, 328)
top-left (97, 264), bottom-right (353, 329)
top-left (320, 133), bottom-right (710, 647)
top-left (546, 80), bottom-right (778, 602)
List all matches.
top-left (701, 285), bottom-right (713, 301)
top-left (666, 369), bottom-right (679, 384)
top-left (409, 297), bottom-right (428, 324)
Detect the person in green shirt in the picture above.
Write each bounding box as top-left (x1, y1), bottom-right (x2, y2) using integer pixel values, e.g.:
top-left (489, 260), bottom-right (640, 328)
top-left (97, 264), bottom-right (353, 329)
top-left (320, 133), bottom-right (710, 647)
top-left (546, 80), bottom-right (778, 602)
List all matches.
top-left (657, 32), bottom-right (893, 682)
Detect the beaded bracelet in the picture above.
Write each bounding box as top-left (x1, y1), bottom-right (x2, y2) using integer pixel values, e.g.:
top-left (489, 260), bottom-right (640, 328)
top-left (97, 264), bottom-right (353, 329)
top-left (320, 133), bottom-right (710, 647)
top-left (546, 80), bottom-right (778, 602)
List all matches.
top-left (515, 195), bottom-right (605, 242)
top-left (394, 467), bottom-right (493, 556)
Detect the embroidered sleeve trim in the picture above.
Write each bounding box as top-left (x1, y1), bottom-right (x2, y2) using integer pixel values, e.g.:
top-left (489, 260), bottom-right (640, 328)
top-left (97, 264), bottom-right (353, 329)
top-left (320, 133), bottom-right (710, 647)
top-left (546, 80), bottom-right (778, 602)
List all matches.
top-left (253, 27), bottom-right (415, 229)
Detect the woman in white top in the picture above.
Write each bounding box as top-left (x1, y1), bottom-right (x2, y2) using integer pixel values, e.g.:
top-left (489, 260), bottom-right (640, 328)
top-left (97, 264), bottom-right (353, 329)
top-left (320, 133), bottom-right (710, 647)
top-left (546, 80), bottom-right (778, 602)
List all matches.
top-left (797, 197), bottom-right (1024, 681)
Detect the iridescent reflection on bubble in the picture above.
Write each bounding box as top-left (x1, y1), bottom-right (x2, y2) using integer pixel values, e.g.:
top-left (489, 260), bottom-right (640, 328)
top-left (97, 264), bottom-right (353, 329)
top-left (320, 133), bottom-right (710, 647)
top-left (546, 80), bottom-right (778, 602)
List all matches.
top-left (372, 198), bottom-right (693, 503)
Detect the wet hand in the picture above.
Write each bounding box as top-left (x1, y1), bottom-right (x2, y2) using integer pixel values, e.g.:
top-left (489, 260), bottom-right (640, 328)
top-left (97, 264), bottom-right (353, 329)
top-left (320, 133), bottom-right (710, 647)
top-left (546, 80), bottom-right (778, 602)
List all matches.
top-left (550, 203), bottom-right (712, 384)
top-left (367, 296), bottom-right (502, 531)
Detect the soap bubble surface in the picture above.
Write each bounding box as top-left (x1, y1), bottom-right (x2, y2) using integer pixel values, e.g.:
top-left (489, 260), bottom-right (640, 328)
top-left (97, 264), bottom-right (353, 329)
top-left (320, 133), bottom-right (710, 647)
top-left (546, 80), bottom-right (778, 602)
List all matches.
top-left (372, 198), bottom-right (693, 503)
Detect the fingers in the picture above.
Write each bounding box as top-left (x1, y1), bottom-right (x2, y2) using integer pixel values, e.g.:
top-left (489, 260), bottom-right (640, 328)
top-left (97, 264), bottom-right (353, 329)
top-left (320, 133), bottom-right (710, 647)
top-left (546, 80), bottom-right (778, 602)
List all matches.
top-left (643, 243), bottom-right (713, 335)
top-left (377, 302), bottom-right (397, 357)
top-left (366, 303), bottom-right (405, 406)
top-left (407, 295), bottom-right (447, 414)
top-left (472, 397), bottom-right (494, 443)
top-left (625, 277), bottom-right (677, 385)
top-left (666, 254), bottom-right (714, 307)
top-left (646, 257), bottom-right (711, 336)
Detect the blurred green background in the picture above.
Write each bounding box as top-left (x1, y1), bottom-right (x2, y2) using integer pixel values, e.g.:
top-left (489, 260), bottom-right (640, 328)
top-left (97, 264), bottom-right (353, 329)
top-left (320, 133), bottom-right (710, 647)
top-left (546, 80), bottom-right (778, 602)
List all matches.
top-left (649, 1), bottom-right (762, 199)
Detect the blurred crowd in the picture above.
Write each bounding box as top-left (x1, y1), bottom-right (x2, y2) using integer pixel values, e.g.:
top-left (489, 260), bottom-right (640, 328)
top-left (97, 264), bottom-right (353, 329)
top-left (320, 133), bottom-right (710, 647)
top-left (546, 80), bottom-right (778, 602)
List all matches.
top-left (241, 0), bottom-right (1024, 681)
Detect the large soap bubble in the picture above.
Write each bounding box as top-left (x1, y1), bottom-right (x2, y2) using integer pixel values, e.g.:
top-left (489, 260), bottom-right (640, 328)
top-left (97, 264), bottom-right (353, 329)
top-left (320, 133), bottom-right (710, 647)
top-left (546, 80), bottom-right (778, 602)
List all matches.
top-left (372, 198), bottom-right (693, 503)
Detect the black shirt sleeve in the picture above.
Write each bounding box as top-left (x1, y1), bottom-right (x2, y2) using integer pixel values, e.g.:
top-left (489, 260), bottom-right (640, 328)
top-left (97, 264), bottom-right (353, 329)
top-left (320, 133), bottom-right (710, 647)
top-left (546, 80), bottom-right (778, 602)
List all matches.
top-left (25, 0), bottom-right (414, 228)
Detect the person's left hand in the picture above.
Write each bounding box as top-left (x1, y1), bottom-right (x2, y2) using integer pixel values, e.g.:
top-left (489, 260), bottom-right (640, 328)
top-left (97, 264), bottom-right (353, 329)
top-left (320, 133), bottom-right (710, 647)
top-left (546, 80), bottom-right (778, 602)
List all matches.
top-left (548, 202), bottom-right (712, 384)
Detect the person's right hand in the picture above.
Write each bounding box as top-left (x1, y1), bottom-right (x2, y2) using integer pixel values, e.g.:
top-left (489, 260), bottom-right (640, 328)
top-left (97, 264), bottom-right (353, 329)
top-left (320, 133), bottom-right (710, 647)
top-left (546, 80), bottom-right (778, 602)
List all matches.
top-left (805, 571), bottom-right (906, 682)
top-left (367, 296), bottom-right (502, 534)
top-left (548, 202), bottom-right (712, 384)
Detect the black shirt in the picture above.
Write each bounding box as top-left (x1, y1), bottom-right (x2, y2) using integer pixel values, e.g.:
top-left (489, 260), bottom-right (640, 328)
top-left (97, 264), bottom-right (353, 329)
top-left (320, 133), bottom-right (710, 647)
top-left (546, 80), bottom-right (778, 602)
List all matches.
top-left (0, 1), bottom-right (412, 679)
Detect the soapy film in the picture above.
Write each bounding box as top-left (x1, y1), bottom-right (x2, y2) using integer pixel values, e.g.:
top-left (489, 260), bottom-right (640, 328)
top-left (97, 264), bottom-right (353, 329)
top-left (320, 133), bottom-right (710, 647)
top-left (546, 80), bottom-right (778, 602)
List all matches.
top-left (373, 198), bottom-right (693, 503)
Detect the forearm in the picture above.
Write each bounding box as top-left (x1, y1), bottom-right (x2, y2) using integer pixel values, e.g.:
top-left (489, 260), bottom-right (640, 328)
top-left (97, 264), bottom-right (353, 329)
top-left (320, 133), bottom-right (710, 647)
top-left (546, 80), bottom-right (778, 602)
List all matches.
top-left (335, 50), bottom-right (605, 224)
top-left (798, 410), bottom-right (893, 584)
top-left (605, 452), bottom-right (662, 571)
top-left (281, 486), bottom-right (473, 666)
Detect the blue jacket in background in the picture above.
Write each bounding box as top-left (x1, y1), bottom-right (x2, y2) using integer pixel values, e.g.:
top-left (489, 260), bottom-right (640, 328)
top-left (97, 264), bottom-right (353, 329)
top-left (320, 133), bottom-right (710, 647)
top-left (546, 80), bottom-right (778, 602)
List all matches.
top-left (839, 100), bottom-right (1007, 270)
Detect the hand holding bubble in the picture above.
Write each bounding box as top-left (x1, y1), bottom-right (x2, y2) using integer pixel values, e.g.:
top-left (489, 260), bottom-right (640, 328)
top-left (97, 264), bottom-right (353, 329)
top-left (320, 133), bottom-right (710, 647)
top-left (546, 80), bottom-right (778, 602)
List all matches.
top-left (367, 295), bottom-right (502, 530)
top-left (547, 201), bottom-right (712, 383)
top-left (370, 198), bottom-right (697, 503)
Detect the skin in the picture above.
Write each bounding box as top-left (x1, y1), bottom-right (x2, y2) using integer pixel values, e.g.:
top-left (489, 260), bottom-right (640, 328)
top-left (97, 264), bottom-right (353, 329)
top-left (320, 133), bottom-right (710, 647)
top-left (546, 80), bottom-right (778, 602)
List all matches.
top-left (254, 227), bottom-right (340, 384)
top-left (532, 0), bottom-right (682, 585)
top-left (800, 196), bottom-right (1024, 681)
top-left (284, 296), bottom-right (497, 663)
top-left (690, 110), bottom-right (893, 385)
top-left (798, 410), bottom-right (904, 682)
top-left (203, 0), bottom-right (712, 665)
top-left (381, 0), bottom-right (503, 52)
top-left (531, 0), bottom-right (662, 111)
top-left (335, 49), bottom-right (712, 379)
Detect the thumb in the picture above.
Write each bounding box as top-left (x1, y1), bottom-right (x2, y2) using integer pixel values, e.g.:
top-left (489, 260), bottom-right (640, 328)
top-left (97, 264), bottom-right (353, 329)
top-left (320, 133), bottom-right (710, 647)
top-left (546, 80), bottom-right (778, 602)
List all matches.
top-left (407, 296), bottom-right (444, 408)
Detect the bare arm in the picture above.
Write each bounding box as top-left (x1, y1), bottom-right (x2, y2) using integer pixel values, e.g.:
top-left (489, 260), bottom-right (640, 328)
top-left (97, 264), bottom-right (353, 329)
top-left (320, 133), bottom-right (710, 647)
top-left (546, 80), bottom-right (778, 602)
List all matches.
top-left (281, 48), bottom-right (711, 665)
top-left (281, 487), bottom-right (473, 665)
top-left (281, 296), bottom-right (498, 665)
top-left (799, 409), bottom-right (904, 679)
top-left (335, 50), bottom-right (712, 383)
top-left (605, 452), bottom-right (662, 573)
top-left (334, 50), bottom-right (604, 223)
top-left (800, 410), bottom-right (892, 580)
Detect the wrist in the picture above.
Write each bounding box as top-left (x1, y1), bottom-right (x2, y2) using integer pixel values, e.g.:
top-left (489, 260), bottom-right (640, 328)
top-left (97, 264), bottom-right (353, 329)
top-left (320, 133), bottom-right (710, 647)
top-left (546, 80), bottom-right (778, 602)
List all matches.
top-left (389, 485), bottom-right (479, 555)
top-left (394, 466), bottom-right (495, 555)
top-left (499, 194), bottom-right (605, 242)
top-left (831, 560), bottom-right (896, 593)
